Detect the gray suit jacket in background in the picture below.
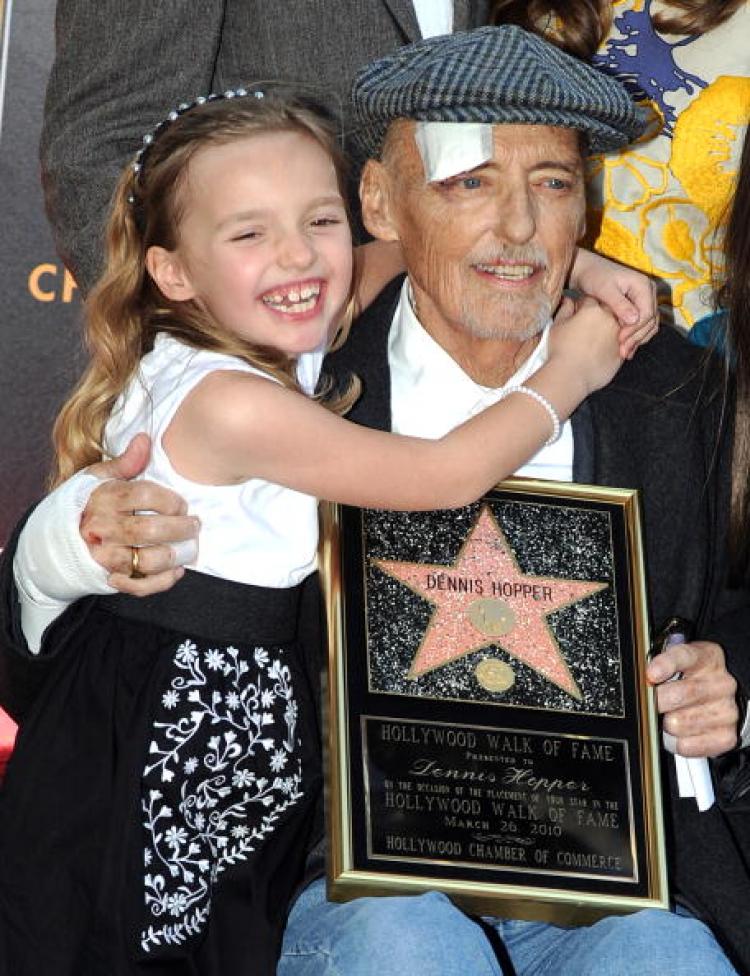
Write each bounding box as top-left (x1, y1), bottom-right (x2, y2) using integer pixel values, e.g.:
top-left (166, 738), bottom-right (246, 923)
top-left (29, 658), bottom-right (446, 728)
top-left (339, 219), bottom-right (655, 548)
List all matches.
top-left (40, 0), bottom-right (490, 293)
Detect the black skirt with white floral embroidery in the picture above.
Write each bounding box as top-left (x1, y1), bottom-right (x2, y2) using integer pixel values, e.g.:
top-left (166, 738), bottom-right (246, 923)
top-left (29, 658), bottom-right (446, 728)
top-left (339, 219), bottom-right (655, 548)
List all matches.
top-left (0, 569), bottom-right (324, 975)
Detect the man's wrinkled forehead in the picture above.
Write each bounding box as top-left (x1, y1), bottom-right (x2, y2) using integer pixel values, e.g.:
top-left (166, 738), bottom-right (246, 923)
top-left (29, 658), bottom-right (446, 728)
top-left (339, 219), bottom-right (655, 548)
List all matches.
top-left (385, 119), bottom-right (583, 184)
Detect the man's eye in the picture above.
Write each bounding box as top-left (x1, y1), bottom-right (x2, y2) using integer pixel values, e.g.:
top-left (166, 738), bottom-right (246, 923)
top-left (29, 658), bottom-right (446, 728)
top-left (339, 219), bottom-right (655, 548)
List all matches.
top-left (543, 177), bottom-right (570, 191)
top-left (436, 174), bottom-right (483, 193)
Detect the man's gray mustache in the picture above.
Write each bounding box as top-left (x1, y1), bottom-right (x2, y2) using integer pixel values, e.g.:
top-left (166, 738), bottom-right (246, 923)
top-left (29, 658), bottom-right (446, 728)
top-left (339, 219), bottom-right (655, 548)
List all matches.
top-left (468, 246), bottom-right (549, 269)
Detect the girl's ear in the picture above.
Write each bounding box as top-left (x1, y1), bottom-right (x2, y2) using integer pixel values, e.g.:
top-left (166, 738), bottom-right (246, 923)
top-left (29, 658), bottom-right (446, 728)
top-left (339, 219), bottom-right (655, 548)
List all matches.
top-left (359, 160), bottom-right (400, 243)
top-left (146, 246), bottom-right (197, 301)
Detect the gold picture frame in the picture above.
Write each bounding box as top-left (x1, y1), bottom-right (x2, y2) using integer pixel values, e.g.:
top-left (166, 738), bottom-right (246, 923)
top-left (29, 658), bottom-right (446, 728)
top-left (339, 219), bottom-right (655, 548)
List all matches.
top-left (320, 478), bottom-right (668, 924)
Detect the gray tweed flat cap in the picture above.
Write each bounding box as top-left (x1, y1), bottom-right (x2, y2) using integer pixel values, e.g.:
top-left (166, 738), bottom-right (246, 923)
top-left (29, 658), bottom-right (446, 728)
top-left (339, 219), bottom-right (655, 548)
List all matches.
top-left (351, 25), bottom-right (647, 158)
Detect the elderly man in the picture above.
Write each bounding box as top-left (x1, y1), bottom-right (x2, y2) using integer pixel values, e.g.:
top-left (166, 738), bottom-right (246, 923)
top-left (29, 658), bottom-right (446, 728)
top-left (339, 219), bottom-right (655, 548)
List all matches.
top-left (4, 24), bottom-right (750, 976)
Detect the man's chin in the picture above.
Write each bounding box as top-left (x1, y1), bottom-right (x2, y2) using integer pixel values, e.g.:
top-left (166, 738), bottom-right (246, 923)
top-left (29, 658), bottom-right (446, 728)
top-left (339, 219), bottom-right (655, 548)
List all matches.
top-left (460, 304), bottom-right (550, 342)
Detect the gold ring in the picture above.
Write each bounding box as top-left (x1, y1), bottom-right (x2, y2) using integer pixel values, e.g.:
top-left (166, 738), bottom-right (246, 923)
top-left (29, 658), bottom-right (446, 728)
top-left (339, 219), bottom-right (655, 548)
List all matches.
top-left (130, 546), bottom-right (145, 579)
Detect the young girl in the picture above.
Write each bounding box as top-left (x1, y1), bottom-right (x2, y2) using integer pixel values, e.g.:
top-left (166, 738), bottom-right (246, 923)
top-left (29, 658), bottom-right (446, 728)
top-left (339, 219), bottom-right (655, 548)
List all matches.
top-left (0, 91), bottom-right (635, 975)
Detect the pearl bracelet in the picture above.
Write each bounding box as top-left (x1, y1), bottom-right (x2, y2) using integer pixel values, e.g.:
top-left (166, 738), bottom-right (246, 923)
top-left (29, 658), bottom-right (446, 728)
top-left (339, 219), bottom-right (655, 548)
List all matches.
top-left (500, 384), bottom-right (561, 447)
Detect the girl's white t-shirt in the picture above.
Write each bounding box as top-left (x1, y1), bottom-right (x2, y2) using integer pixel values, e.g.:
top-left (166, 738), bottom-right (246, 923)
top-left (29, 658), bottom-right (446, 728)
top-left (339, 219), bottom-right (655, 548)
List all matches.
top-left (104, 333), bottom-right (323, 588)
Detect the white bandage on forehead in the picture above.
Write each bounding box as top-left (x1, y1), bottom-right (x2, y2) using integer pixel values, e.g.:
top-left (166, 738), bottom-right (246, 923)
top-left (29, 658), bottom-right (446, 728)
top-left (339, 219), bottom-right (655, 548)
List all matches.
top-left (414, 121), bottom-right (494, 183)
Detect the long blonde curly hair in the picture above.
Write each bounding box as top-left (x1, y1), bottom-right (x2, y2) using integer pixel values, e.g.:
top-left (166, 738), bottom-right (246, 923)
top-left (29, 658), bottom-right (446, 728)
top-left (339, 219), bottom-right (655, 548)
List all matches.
top-left (51, 94), bottom-right (358, 487)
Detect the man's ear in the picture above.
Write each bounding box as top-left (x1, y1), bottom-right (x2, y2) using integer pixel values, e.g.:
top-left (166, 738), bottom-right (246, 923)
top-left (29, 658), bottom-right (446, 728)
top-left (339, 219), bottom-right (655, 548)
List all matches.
top-left (359, 160), bottom-right (400, 243)
top-left (146, 246), bottom-right (196, 301)
top-left (575, 192), bottom-right (587, 242)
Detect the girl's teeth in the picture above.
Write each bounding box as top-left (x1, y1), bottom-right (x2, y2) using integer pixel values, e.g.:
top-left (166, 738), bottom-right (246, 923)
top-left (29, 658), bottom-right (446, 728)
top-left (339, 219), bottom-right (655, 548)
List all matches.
top-left (263, 297), bottom-right (317, 313)
top-left (277, 297), bottom-right (316, 313)
top-left (262, 283), bottom-right (321, 308)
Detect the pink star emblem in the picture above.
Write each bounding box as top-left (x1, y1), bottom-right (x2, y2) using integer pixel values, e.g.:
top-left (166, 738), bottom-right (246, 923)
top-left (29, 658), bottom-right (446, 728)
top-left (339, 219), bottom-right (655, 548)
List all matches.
top-left (373, 505), bottom-right (607, 699)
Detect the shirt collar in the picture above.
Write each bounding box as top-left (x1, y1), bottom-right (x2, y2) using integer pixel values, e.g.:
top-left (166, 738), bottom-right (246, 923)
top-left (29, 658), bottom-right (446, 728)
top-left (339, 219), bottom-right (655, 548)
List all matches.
top-left (389, 278), bottom-right (552, 432)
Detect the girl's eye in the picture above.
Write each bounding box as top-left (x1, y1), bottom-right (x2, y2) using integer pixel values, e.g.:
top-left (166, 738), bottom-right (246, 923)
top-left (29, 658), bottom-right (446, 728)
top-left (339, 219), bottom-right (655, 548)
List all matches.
top-left (232, 230), bottom-right (261, 241)
top-left (311, 216), bottom-right (343, 227)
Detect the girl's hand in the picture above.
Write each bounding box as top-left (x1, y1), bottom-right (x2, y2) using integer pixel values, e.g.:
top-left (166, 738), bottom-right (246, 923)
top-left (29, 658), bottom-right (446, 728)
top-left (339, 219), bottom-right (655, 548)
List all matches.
top-left (569, 248), bottom-right (659, 359)
top-left (549, 295), bottom-right (624, 396)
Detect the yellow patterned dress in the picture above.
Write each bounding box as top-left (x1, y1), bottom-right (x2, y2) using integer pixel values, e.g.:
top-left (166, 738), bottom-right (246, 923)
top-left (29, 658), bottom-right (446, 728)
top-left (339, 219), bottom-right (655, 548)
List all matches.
top-left (586, 0), bottom-right (750, 331)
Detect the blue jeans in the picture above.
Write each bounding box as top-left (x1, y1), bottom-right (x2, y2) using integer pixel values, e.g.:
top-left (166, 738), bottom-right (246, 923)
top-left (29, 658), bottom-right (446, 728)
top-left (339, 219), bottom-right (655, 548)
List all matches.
top-left (278, 878), bottom-right (737, 976)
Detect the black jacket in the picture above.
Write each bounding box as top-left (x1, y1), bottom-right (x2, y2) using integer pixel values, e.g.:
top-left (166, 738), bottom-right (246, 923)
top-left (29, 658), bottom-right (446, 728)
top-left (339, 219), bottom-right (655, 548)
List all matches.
top-left (324, 276), bottom-right (750, 973)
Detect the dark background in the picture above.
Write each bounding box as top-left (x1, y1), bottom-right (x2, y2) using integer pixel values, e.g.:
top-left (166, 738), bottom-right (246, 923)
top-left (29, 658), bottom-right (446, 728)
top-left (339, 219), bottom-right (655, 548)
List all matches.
top-left (0, 0), bottom-right (83, 545)
top-left (0, 0), bottom-right (78, 738)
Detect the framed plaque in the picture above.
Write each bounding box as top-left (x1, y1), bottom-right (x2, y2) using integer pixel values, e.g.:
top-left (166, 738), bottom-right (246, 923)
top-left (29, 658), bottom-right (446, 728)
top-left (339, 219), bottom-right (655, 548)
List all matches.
top-left (320, 479), bottom-right (668, 924)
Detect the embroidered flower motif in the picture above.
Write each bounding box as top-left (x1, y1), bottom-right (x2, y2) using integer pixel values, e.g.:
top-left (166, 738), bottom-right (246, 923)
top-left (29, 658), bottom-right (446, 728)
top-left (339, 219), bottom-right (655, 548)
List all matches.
top-left (139, 637), bottom-right (305, 954)
top-left (164, 825), bottom-right (189, 849)
top-left (280, 777), bottom-right (297, 796)
top-left (232, 769), bottom-right (256, 788)
top-left (175, 640), bottom-right (198, 665)
top-left (205, 649), bottom-right (226, 671)
top-left (167, 892), bottom-right (189, 917)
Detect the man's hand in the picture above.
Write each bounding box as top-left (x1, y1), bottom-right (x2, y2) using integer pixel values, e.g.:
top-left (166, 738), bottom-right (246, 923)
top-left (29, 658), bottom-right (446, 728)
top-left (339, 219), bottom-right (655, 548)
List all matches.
top-left (647, 640), bottom-right (739, 758)
top-left (82, 433), bottom-right (199, 595)
top-left (569, 248), bottom-right (659, 359)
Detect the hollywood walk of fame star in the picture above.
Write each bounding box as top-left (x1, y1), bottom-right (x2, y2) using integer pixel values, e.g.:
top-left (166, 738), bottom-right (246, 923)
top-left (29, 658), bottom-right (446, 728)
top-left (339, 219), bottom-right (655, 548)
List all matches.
top-left (373, 505), bottom-right (608, 699)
